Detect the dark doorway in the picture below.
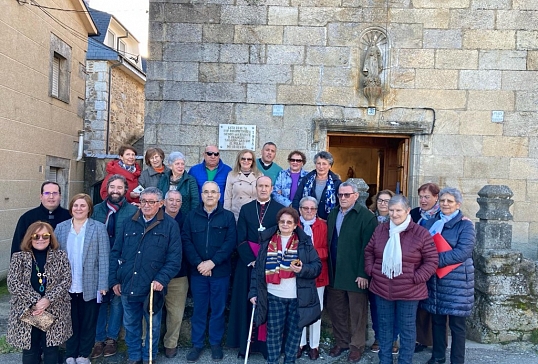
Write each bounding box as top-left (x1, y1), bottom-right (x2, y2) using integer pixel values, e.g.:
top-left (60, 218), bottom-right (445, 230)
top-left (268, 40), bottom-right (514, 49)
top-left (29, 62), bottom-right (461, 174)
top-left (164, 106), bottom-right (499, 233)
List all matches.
top-left (327, 134), bottom-right (410, 205)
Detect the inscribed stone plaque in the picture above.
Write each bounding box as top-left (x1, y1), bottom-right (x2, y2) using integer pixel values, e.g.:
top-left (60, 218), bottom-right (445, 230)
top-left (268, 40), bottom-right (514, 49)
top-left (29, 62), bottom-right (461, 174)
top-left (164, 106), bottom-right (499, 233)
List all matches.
top-left (219, 124), bottom-right (256, 150)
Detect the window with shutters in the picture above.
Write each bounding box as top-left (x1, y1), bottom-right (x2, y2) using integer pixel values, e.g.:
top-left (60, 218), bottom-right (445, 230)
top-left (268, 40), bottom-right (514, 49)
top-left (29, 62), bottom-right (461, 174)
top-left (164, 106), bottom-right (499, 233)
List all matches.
top-left (49, 33), bottom-right (72, 103)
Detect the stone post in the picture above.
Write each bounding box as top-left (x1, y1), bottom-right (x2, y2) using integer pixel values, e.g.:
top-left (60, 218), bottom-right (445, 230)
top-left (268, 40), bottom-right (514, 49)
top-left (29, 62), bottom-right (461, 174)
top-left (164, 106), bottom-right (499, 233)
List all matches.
top-left (467, 185), bottom-right (538, 343)
top-left (346, 178), bottom-right (369, 206)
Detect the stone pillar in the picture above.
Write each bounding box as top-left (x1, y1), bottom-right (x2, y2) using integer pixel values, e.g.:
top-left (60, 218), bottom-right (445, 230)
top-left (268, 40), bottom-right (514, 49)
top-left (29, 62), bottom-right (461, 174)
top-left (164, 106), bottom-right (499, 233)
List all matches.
top-left (347, 178), bottom-right (369, 206)
top-left (468, 185), bottom-right (538, 343)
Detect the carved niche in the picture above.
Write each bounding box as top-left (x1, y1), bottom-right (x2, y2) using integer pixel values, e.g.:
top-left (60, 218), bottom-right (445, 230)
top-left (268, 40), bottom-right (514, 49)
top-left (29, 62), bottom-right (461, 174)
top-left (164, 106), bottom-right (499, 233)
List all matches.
top-left (359, 27), bottom-right (389, 108)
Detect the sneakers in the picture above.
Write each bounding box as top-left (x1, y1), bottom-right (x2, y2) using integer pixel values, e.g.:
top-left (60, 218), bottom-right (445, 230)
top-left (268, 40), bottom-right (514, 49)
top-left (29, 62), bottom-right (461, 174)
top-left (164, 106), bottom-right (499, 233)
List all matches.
top-left (103, 338), bottom-right (117, 357)
top-left (370, 340), bottom-right (380, 353)
top-left (187, 347), bottom-right (203, 363)
top-left (392, 341), bottom-right (399, 355)
top-left (211, 345), bottom-right (223, 361)
top-left (75, 358), bottom-right (90, 364)
top-left (90, 342), bottom-right (104, 359)
top-left (65, 358), bottom-right (75, 364)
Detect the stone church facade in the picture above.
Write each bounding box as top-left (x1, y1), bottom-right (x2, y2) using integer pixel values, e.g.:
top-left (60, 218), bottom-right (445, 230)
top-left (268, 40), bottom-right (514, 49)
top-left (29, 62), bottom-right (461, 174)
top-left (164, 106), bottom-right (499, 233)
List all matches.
top-left (145, 0), bottom-right (538, 258)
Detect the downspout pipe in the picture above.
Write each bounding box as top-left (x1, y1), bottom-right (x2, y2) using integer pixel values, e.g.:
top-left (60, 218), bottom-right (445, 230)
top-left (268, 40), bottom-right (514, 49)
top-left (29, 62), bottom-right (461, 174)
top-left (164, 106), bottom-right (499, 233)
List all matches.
top-left (76, 130), bottom-right (85, 161)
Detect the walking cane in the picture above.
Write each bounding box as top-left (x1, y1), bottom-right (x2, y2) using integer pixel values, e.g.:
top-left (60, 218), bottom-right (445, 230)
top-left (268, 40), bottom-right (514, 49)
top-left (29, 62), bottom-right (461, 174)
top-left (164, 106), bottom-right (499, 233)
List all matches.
top-left (149, 283), bottom-right (154, 363)
top-left (244, 303), bottom-right (256, 364)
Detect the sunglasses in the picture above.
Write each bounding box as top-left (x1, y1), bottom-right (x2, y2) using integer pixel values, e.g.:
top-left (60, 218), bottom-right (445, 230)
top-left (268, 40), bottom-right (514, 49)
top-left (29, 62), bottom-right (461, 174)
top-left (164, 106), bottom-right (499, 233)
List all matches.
top-left (338, 192), bottom-right (357, 198)
top-left (288, 158), bottom-right (303, 163)
top-left (206, 152), bottom-right (220, 157)
top-left (241, 157), bottom-right (253, 161)
top-left (31, 233), bottom-right (51, 241)
top-left (278, 220), bottom-right (295, 225)
top-left (300, 207), bottom-right (317, 212)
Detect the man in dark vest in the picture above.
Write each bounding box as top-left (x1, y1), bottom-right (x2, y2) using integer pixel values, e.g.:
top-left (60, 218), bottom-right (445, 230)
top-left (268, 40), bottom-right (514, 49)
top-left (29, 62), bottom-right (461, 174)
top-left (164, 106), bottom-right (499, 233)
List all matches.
top-left (11, 181), bottom-right (71, 255)
top-left (90, 174), bottom-right (137, 359)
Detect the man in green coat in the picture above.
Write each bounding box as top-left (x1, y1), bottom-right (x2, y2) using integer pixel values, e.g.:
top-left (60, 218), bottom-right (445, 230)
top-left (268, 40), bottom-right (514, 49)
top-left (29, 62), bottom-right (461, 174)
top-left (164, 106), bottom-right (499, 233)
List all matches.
top-left (326, 182), bottom-right (377, 363)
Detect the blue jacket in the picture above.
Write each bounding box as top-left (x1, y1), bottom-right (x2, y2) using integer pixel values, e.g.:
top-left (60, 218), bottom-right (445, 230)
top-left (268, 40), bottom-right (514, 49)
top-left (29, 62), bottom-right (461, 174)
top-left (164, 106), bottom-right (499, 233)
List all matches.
top-left (188, 160), bottom-right (232, 205)
top-left (181, 204), bottom-right (237, 278)
top-left (421, 211), bottom-right (475, 317)
top-left (109, 209), bottom-right (182, 301)
top-left (271, 168), bottom-right (309, 206)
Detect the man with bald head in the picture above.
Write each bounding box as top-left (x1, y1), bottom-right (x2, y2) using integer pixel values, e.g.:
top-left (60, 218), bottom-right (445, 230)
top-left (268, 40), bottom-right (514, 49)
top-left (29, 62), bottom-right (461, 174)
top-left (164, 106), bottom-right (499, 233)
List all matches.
top-left (227, 176), bottom-right (285, 358)
top-left (189, 145), bottom-right (231, 204)
top-left (182, 181), bottom-right (236, 362)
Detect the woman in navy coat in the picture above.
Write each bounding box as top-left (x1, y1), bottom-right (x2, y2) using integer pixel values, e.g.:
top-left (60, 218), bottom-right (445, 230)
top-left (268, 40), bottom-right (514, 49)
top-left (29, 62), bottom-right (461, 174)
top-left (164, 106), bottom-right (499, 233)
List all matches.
top-left (421, 187), bottom-right (475, 364)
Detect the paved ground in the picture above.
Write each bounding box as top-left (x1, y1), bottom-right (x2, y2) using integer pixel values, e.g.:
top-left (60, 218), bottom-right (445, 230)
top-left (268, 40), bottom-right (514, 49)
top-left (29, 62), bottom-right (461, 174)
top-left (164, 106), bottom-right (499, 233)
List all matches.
top-left (0, 291), bottom-right (537, 363)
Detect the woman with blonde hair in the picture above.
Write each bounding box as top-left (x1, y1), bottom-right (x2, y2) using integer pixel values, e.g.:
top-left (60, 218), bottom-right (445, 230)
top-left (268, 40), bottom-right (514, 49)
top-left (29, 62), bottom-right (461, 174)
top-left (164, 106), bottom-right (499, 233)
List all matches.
top-left (7, 221), bottom-right (72, 364)
top-left (224, 149), bottom-right (263, 220)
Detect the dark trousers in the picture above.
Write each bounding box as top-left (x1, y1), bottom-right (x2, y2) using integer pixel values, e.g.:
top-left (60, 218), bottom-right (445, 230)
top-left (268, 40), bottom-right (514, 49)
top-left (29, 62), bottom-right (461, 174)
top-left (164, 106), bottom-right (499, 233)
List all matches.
top-left (66, 293), bottom-right (99, 358)
top-left (22, 327), bottom-right (59, 364)
top-left (432, 314), bottom-right (466, 364)
top-left (327, 287), bottom-right (368, 352)
top-left (416, 307), bottom-right (433, 346)
top-left (375, 296), bottom-right (418, 364)
top-left (266, 294), bottom-right (301, 364)
top-left (369, 290), bottom-right (399, 342)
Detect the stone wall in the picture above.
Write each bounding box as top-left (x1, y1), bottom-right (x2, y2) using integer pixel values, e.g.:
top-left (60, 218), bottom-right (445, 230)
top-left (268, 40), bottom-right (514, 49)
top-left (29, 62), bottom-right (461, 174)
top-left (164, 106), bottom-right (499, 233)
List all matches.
top-left (146, 1), bottom-right (538, 258)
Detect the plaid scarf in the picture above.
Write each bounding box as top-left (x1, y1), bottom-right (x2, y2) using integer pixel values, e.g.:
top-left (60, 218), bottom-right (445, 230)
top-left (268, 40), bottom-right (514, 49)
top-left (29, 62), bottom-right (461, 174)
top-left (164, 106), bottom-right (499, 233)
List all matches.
top-left (419, 202), bottom-right (440, 223)
top-left (375, 210), bottom-right (390, 224)
top-left (118, 160), bottom-right (136, 173)
top-left (302, 173), bottom-right (337, 215)
top-left (265, 232), bottom-right (299, 284)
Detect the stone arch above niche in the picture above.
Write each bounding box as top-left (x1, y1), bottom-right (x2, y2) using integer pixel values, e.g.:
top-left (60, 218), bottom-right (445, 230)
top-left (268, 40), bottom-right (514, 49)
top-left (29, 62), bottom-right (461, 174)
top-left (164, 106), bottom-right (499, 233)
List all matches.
top-left (359, 27), bottom-right (390, 108)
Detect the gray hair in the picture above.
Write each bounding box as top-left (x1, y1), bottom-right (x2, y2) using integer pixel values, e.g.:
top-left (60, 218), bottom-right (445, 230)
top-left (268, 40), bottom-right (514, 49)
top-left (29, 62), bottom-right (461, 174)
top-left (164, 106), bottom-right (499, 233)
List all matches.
top-left (141, 187), bottom-right (163, 201)
top-left (107, 174), bottom-right (128, 190)
top-left (339, 181), bottom-right (358, 193)
top-left (167, 151), bottom-right (186, 166)
top-left (299, 196), bottom-right (318, 208)
top-left (165, 190), bottom-right (182, 201)
top-left (314, 151), bottom-right (334, 166)
top-left (388, 195), bottom-right (411, 210)
top-left (202, 181), bottom-right (221, 193)
top-left (439, 187), bottom-right (463, 204)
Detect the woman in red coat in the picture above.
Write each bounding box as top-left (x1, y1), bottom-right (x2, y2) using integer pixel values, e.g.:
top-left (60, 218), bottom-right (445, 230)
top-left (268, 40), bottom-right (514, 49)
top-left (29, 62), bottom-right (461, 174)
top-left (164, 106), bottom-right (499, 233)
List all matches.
top-left (364, 195), bottom-right (438, 364)
top-left (100, 145), bottom-right (141, 204)
top-left (297, 196), bottom-right (328, 360)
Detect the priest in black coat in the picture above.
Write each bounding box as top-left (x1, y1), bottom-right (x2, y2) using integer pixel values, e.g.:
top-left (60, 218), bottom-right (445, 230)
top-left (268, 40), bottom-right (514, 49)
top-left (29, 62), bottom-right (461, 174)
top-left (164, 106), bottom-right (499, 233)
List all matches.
top-left (226, 176), bottom-right (285, 358)
top-left (10, 181), bottom-right (71, 256)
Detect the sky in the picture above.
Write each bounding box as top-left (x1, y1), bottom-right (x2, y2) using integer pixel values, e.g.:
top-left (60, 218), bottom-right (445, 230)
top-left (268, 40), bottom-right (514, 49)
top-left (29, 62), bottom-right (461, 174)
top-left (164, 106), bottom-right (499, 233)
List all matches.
top-left (87, 0), bottom-right (149, 56)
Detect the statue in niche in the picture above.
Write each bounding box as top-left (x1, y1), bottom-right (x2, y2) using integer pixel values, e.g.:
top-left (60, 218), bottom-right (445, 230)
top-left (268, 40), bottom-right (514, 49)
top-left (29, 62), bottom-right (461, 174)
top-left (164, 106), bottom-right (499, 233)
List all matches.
top-left (360, 29), bottom-right (387, 107)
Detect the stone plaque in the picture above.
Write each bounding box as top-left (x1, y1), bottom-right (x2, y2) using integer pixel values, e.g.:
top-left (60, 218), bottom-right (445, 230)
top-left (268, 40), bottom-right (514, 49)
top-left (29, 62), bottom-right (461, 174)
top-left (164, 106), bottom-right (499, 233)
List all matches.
top-left (219, 124), bottom-right (256, 150)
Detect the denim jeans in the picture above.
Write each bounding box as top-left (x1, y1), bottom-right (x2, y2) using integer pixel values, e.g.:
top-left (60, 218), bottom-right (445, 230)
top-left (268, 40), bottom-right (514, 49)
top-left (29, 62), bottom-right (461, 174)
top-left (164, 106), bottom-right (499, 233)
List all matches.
top-left (121, 295), bottom-right (163, 361)
top-left (374, 295), bottom-right (418, 364)
top-left (95, 293), bottom-right (123, 342)
top-left (190, 274), bottom-right (229, 348)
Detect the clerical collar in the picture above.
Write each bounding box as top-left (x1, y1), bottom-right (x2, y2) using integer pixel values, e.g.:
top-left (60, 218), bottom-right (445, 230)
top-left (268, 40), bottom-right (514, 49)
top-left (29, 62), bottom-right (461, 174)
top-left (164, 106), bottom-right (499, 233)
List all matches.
top-left (258, 158), bottom-right (273, 170)
top-left (257, 199), bottom-right (271, 205)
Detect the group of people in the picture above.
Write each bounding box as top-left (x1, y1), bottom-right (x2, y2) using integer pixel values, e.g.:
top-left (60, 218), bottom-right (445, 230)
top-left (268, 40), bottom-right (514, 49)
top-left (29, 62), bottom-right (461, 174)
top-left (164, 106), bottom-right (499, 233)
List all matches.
top-left (7, 141), bottom-right (476, 364)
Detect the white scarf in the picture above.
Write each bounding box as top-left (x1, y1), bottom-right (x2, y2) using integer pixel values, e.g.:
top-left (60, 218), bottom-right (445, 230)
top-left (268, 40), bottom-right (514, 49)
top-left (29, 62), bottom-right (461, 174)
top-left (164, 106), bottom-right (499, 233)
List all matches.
top-left (382, 215), bottom-right (411, 279)
top-left (300, 216), bottom-right (316, 240)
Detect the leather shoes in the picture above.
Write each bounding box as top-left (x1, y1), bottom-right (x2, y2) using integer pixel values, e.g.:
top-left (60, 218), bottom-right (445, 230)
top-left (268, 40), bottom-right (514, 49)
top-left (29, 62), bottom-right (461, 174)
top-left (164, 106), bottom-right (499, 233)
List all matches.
top-left (426, 358), bottom-right (446, 364)
top-left (308, 348), bottom-right (319, 360)
top-left (347, 350), bottom-right (362, 363)
top-left (165, 347), bottom-right (178, 358)
top-left (329, 345), bottom-right (349, 357)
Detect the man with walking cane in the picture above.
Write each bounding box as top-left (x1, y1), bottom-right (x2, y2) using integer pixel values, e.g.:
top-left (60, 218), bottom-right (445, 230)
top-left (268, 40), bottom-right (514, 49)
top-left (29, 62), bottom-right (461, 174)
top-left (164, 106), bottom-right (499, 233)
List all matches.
top-left (109, 187), bottom-right (182, 364)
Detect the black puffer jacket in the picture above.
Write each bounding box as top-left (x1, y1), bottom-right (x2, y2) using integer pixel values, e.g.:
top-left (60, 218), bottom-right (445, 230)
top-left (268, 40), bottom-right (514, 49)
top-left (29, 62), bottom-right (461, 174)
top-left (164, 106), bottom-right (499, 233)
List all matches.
top-left (248, 226), bottom-right (321, 328)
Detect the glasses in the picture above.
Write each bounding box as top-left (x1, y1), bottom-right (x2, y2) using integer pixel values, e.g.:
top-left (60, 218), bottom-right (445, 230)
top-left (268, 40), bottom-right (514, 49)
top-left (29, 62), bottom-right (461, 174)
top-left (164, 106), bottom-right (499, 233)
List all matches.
top-left (377, 199), bottom-right (390, 204)
top-left (202, 190), bottom-right (219, 195)
top-left (288, 158), bottom-right (303, 163)
top-left (42, 192), bottom-right (60, 197)
top-left (338, 192), bottom-right (356, 199)
top-left (140, 200), bottom-right (159, 206)
top-left (300, 207), bottom-right (318, 212)
top-left (150, 155), bottom-right (162, 160)
top-left (31, 233), bottom-right (51, 241)
top-left (279, 220), bottom-right (294, 225)
top-left (241, 157), bottom-right (253, 161)
top-left (419, 195), bottom-right (433, 200)
top-left (206, 152), bottom-right (220, 157)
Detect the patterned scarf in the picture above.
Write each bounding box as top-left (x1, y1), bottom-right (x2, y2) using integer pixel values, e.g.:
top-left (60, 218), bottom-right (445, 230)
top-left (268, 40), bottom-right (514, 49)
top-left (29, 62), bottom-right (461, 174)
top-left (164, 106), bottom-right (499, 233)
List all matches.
top-left (419, 202), bottom-right (440, 225)
top-left (265, 232), bottom-right (299, 284)
top-left (375, 210), bottom-right (390, 224)
top-left (302, 173), bottom-right (337, 215)
top-left (118, 160), bottom-right (136, 173)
